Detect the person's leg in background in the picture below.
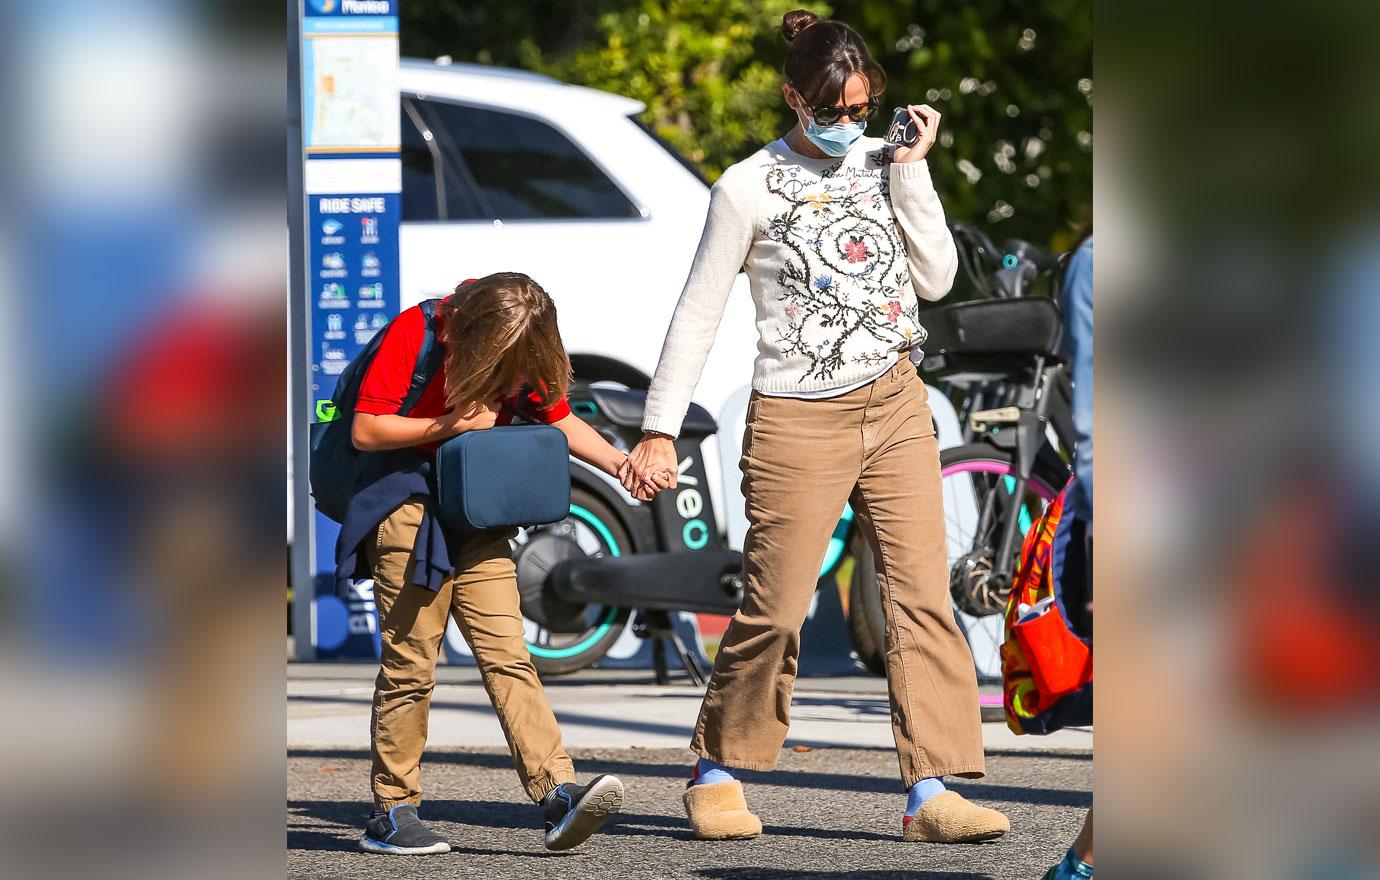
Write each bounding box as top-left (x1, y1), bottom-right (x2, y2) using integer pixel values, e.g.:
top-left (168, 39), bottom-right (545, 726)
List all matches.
top-left (1061, 238), bottom-right (1093, 520)
top-left (1047, 236), bottom-right (1094, 877)
top-left (852, 362), bottom-right (1009, 843)
top-left (448, 527), bottom-right (623, 851)
top-left (360, 497), bottom-right (453, 855)
top-left (685, 390), bottom-right (865, 839)
top-left (1045, 811), bottom-right (1094, 879)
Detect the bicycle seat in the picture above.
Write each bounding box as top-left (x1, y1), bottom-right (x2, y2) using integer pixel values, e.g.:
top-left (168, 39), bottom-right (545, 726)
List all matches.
top-left (919, 298), bottom-right (1065, 366)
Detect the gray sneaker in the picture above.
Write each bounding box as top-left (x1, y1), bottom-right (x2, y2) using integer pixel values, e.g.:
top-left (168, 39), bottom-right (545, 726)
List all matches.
top-left (358, 804), bottom-right (451, 855)
top-left (541, 776), bottom-right (624, 851)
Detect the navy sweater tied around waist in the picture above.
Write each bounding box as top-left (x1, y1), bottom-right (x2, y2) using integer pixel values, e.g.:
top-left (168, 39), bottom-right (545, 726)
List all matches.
top-left (334, 454), bottom-right (461, 595)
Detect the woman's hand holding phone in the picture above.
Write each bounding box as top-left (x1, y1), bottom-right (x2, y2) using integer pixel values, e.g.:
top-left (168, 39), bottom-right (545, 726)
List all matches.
top-left (892, 103), bottom-right (941, 163)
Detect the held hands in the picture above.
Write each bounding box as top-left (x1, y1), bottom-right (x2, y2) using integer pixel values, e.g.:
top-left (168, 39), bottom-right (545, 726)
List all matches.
top-left (618, 433), bottom-right (678, 502)
top-left (893, 104), bottom-right (941, 163)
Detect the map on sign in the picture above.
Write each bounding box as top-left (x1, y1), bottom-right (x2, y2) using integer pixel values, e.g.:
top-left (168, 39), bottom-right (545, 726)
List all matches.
top-left (306, 36), bottom-right (400, 150)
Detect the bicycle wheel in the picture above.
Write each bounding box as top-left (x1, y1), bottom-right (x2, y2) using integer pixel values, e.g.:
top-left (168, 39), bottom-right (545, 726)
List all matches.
top-left (848, 443), bottom-right (1067, 683)
top-left (846, 527), bottom-right (889, 676)
top-left (513, 487), bottom-right (632, 676)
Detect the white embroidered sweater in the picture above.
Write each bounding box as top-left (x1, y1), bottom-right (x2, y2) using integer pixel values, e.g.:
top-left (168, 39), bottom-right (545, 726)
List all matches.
top-left (642, 136), bottom-right (958, 437)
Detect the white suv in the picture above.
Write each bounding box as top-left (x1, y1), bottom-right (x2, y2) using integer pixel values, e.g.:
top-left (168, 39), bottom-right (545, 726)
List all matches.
top-left (396, 57), bottom-right (759, 530)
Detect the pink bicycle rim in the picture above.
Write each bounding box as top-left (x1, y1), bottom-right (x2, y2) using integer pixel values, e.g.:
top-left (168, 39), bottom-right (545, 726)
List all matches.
top-left (940, 458), bottom-right (1063, 502)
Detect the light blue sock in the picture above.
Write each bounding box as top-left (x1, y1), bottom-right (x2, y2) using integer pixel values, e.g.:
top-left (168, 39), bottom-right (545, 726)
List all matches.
top-left (1051, 848), bottom-right (1094, 879)
top-left (904, 777), bottom-right (947, 815)
top-left (692, 757), bottom-right (736, 786)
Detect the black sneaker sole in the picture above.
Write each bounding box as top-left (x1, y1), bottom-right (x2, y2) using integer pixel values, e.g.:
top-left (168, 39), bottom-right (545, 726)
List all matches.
top-left (543, 775), bottom-right (624, 851)
top-left (358, 834), bottom-right (451, 855)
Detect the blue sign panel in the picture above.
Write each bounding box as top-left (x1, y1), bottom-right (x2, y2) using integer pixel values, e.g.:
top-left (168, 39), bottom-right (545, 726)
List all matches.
top-left (307, 192), bottom-right (400, 403)
top-left (300, 0), bottom-right (400, 657)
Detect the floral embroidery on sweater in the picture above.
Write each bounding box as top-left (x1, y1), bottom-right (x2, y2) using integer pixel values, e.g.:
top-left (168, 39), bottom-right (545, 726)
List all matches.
top-left (763, 152), bottom-right (925, 382)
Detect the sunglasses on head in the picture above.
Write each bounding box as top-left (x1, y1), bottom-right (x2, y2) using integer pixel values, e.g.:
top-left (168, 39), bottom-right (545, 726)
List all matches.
top-left (791, 86), bottom-right (881, 126)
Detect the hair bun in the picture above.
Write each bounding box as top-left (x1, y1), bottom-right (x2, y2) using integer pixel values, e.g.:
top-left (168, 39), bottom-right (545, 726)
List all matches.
top-left (780, 9), bottom-right (820, 43)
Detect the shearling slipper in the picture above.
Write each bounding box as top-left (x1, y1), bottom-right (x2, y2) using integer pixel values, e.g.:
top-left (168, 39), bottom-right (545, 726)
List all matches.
top-left (901, 791), bottom-right (1010, 843)
top-left (683, 779), bottom-right (763, 840)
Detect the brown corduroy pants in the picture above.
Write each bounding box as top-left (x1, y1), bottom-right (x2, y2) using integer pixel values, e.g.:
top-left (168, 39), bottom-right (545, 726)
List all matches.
top-left (367, 499), bottom-right (575, 808)
top-left (691, 359), bottom-right (986, 785)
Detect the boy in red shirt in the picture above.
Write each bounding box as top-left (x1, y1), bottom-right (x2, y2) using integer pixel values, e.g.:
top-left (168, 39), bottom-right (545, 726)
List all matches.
top-left (347, 273), bottom-right (660, 855)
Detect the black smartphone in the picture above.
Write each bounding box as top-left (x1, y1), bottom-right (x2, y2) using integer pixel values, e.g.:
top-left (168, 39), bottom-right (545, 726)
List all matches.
top-left (884, 107), bottom-right (920, 147)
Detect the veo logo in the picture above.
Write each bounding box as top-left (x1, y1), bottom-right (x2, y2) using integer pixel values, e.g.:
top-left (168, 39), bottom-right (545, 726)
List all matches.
top-left (675, 456), bottom-right (709, 550)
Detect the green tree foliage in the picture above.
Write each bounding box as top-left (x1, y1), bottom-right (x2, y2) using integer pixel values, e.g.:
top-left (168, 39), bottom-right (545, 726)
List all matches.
top-left (838, 0), bottom-right (1091, 249)
top-left (400, 0), bottom-right (1090, 250)
top-left (520, 0), bottom-right (825, 175)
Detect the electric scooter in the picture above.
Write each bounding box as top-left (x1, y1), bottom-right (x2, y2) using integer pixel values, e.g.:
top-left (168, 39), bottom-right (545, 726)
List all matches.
top-left (510, 383), bottom-right (740, 682)
top-left (505, 375), bottom-right (967, 682)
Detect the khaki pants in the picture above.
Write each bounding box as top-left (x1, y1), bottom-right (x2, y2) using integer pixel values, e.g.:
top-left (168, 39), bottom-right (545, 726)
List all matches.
top-left (691, 360), bottom-right (986, 785)
top-left (368, 498), bottom-right (575, 808)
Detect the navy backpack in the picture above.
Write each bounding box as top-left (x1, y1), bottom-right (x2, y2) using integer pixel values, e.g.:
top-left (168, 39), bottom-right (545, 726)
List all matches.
top-left (308, 298), bottom-right (443, 523)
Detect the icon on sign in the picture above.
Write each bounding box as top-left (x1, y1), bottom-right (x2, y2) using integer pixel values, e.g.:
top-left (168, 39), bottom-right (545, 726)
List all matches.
top-left (321, 218), bottom-right (343, 236)
top-left (309, 0), bottom-right (337, 12)
top-left (321, 252), bottom-right (345, 270)
top-left (320, 282), bottom-right (347, 299)
top-left (358, 283), bottom-right (383, 300)
top-left (355, 314), bottom-right (370, 330)
top-left (371, 313), bottom-right (388, 329)
top-left (327, 313), bottom-right (343, 333)
top-left (361, 252), bottom-right (380, 272)
top-left (360, 217), bottom-right (379, 239)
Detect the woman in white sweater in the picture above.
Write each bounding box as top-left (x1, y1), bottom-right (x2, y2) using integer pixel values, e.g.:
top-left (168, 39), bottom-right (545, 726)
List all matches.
top-left (620, 9), bottom-right (1010, 845)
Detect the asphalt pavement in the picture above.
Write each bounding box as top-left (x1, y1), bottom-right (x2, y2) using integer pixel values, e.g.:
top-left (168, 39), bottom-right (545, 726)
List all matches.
top-left (287, 664), bottom-right (1091, 879)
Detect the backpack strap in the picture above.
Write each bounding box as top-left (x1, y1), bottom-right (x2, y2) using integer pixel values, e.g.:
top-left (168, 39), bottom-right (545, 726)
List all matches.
top-left (400, 298), bottom-right (445, 416)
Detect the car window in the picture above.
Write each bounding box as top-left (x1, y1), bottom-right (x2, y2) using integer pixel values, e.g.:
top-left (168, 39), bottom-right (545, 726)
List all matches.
top-left (413, 99), bottom-right (640, 220)
top-left (400, 98), bottom-right (488, 222)
top-left (400, 101), bottom-right (440, 222)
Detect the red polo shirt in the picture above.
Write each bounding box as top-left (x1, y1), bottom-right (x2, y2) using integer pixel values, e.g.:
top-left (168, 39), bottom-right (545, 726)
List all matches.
top-left (355, 303), bottom-right (571, 454)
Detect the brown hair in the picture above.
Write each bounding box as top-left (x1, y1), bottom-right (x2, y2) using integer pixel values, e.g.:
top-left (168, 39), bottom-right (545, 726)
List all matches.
top-left (780, 9), bottom-right (886, 107)
top-left (435, 272), bottom-right (571, 415)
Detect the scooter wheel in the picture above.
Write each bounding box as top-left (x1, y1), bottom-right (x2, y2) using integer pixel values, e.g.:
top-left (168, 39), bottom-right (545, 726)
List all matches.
top-left (518, 487), bottom-right (634, 676)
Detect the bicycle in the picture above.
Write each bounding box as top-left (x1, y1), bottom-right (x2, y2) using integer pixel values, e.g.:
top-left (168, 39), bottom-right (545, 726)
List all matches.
top-left (846, 224), bottom-right (1074, 687)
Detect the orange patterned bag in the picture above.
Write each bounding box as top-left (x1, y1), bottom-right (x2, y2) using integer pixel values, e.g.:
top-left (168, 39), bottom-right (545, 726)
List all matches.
top-left (1001, 486), bottom-right (1093, 735)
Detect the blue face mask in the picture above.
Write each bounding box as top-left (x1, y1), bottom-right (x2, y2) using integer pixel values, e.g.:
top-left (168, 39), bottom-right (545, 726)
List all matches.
top-left (796, 105), bottom-right (867, 157)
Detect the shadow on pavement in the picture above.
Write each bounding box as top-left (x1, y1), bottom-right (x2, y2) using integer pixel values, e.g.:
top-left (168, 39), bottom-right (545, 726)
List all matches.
top-left (289, 749), bottom-right (1090, 808)
top-left (289, 800), bottom-right (584, 855)
top-left (697, 870), bottom-right (995, 879)
top-left (287, 828), bottom-right (358, 853)
top-left (291, 782), bottom-right (1083, 856)
top-left (289, 797), bottom-right (903, 846)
